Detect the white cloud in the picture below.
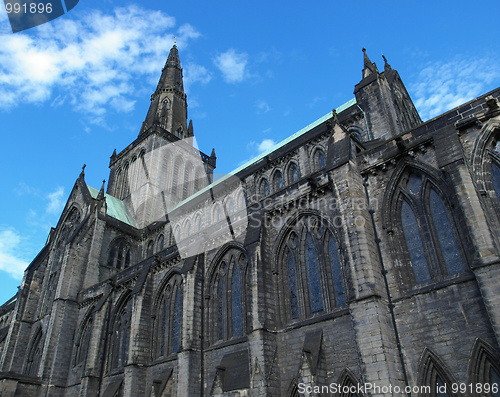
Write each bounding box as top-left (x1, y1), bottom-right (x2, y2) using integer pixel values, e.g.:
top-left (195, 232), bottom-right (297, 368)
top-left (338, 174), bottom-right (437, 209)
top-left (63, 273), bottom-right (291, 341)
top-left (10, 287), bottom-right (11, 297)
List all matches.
top-left (0, 229), bottom-right (28, 279)
top-left (214, 49), bottom-right (248, 83)
top-left (0, 6), bottom-right (202, 121)
top-left (238, 138), bottom-right (278, 166)
top-left (184, 63), bottom-right (212, 91)
top-left (256, 138), bottom-right (276, 153)
top-left (411, 56), bottom-right (500, 120)
top-left (256, 99), bottom-right (271, 114)
top-left (46, 187), bottom-right (65, 215)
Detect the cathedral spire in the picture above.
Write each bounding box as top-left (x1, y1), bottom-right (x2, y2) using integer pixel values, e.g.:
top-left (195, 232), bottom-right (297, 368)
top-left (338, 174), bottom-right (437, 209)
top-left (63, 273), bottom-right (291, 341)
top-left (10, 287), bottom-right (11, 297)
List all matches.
top-left (361, 48), bottom-right (378, 79)
top-left (141, 44), bottom-right (188, 139)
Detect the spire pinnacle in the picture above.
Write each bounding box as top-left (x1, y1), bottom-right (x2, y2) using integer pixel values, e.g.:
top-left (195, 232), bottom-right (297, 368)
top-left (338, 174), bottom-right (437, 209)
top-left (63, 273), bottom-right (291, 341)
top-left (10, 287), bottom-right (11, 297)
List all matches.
top-left (382, 54), bottom-right (392, 70)
top-left (361, 48), bottom-right (378, 79)
top-left (142, 43), bottom-right (188, 138)
top-left (97, 180), bottom-right (106, 200)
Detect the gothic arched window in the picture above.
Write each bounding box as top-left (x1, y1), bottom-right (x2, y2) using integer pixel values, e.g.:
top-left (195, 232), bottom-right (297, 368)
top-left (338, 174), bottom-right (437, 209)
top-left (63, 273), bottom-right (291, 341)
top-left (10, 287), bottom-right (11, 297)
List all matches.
top-left (74, 314), bottom-right (93, 367)
top-left (418, 349), bottom-right (459, 397)
top-left (313, 148), bottom-right (326, 170)
top-left (277, 215), bottom-right (346, 324)
top-left (147, 240), bottom-right (154, 258)
top-left (107, 239), bottom-right (132, 270)
top-left (195, 214), bottom-right (202, 232)
top-left (153, 274), bottom-right (183, 360)
top-left (469, 339), bottom-right (500, 397)
top-left (172, 156), bottom-right (183, 198)
top-left (108, 297), bottom-right (132, 372)
top-left (207, 248), bottom-right (248, 344)
top-left (288, 163), bottom-right (300, 183)
top-left (157, 234), bottom-right (165, 252)
top-left (273, 170), bottom-right (284, 191)
top-left (397, 171), bottom-right (466, 285)
top-left (24, 327), bottom-right (43, 376)
top-left (260, 179), bottom-right (270, 197)
top-left (183, 162), bottom-right (193, 200)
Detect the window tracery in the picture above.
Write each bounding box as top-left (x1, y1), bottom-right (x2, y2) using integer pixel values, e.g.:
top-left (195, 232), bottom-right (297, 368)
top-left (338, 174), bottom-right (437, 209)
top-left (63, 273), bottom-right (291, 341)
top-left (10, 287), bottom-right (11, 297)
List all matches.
top-left (24, 327), bottom-right (43, 376)
top-left (108, 297), bottom-right (132, 371)
top-left (396, 170), bottom-right (466, 285)
top-left (277, 214), bottom-right (345, 324)
top-left (107, 239), bottom-right (132, 270)
top-left (207, 248), bottom-right (248, 344)
top-left (153, 274), bottom-right (183, 359)
top-left (74, 314), bottom-right (93, 367)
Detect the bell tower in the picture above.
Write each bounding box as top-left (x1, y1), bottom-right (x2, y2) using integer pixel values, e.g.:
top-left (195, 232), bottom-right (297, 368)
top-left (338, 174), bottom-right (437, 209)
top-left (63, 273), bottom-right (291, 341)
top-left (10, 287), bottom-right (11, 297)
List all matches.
top-left (141, 44), bottom-right (190, 139)
top-left (106, 44), bottom-right (216, 229)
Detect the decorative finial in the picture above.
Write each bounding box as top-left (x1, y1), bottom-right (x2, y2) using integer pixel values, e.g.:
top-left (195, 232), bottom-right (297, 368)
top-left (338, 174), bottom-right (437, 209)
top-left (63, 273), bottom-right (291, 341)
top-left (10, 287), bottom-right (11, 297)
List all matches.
top-left (80, 164), bottom-right (86, 177)
top-left (382, 54), bottom-right (391, 70)
top-left (174, 33), bottom-right (177, 45)
top-left (362, 48), bottom-right (366, 53)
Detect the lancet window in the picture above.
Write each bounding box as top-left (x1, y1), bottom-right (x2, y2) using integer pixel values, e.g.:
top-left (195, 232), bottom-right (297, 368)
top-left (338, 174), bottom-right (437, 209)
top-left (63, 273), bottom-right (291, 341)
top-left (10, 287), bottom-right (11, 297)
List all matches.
top-left (396, 170), bottom-right (466, 285)
top-left (207, 248), bottom-right (248, 344)
top-left (277, 214), bottom-right (345, 324)
top-left (153, 274), bottom-right (183, 359)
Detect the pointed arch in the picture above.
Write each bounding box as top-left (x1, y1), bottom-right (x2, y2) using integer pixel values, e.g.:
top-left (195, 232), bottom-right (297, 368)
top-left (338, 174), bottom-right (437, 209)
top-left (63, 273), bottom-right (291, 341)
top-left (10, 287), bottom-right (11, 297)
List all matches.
top-left (107, 238), bottom-right (133, 270)
top-left (382, 160), bottom-right (468, 288)
top-left (74, 307), bottom-right (94, 367)
top-left (152, 272), bottom-right (183, 359)
top-left (418, 348), bottom-right (461, 397)
top-left (107, 293), bottom-right (133, 372)
top-left (286, 379), bottom-right (300, 397)
top-left (274, 212), bottom-right (347, 325)
top-left (312, 147), bottom-right (326, 170)
top-left (468, 338), bottom-right (500, 397)
top-left (337, 368), bottom-right (364, 397)
top-left (205, 243), bottom-right (249, 345)
top-left (183, 161), bottom-right (194, 199)
top-left (273, 170), bottom-right (284, 191)
top-left (157, 234), bottom-right (165, 252)
top-left (288, 161), bottom-right (300, 184)
top-left (471, 119), bottom-right (500, 240)
top-left (24, 326), bottom-right (44, 376)
top-left (147, 240), bottom-right (154, 258)
top-left (259, 178), bottom-right (270, 198)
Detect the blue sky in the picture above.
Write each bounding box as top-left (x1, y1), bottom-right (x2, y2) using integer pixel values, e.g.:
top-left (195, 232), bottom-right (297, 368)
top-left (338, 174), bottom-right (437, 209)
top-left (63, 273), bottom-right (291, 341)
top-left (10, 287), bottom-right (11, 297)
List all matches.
top-left (0, 0), bottom-right (499, 304)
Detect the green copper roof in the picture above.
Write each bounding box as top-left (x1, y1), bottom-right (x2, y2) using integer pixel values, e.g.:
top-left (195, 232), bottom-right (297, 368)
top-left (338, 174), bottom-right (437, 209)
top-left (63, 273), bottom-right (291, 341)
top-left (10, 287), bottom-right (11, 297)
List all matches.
top-left (172, 98), bottom-right (357, 211)
top-left (87, 186), bottom-right (136, 227)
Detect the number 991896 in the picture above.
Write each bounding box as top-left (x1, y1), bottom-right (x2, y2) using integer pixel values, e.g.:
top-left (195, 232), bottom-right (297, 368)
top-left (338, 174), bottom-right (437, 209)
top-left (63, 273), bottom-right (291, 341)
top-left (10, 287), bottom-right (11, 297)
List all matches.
top-left (451, 383), bottom-right (499, 394)
top-left (5, 3), bottom-right (53, 14)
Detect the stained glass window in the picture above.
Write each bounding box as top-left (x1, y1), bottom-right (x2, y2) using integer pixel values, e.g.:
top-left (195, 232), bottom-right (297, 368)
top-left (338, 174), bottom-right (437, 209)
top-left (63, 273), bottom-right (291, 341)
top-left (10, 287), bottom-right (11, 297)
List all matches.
top-left (217, 277), bottom-right (225, 341)
top-left (429, 189), bottom-right (464, 275)
top-left (305, 233), bottom-right (323, 313)
top-left (286, 248), bottom-right (299, 319)
top-left (329, 234), bottom-right (345, 306)
top-left (315, 150), bottom-right (326, 169)
top-left (401, 200), bottom-right (431, 283)
top-left (274, 171), bottom-right (284, 190)
top-left (231, 264), bottom-right (242, 336)
top-left (172, 288), bottom-right (181, 353)
top-left (289, 163), bottom-right (299, 183)
top-left (154, 277), bottom-right (183, 359)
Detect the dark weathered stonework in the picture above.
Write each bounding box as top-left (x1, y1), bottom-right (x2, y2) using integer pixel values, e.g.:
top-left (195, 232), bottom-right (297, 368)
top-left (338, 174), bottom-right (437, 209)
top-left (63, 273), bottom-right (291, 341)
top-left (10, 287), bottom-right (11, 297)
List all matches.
top-left (0, 46), bottom-right (500, 397)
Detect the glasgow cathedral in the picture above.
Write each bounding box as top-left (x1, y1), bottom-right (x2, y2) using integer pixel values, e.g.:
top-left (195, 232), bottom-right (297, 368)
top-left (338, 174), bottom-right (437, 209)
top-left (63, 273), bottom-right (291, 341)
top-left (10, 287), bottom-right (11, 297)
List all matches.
top-left (0, 44), bottom-right (500, 396)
